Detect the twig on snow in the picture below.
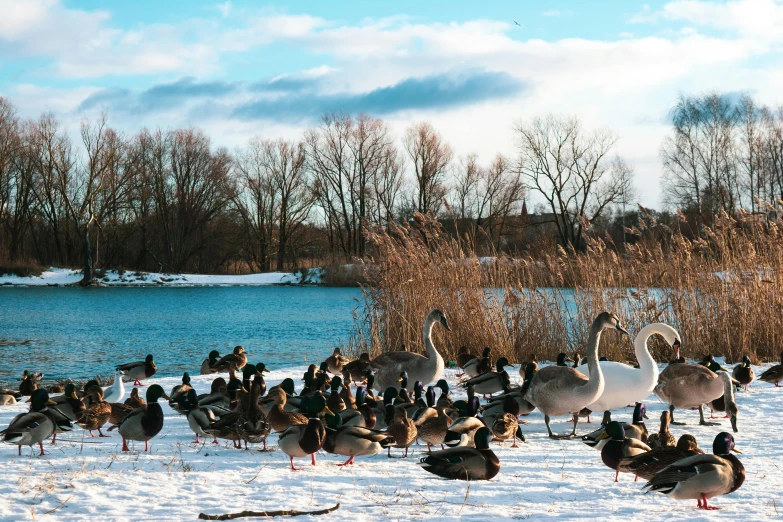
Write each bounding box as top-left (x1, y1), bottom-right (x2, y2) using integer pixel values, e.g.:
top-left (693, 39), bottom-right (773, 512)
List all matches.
top-left (197, 503), bottom-right (340, 520)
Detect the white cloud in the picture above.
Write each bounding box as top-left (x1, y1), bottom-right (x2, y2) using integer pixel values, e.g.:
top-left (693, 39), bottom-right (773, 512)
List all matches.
top-left (217, 1), bottom-right (232, 18)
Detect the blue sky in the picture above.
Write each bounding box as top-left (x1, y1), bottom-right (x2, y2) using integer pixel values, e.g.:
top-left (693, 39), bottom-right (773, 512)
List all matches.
top-left (2, 0), bottom-right (783, 207)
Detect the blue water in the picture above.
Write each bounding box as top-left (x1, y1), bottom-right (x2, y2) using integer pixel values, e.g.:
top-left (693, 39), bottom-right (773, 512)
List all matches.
top-left (0, 287), bottom-right (363, 383)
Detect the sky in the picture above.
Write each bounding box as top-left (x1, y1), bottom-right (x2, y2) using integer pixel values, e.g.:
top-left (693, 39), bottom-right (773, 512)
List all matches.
top-left (2, 0), bottom-right (783, 208)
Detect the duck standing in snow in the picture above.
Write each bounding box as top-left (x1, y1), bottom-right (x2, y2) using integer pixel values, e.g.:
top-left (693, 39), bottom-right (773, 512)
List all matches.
top-left (116, 354), bottom-right (157, 386)
top-left (759, 351), bottom-right (783, 386)
top-left (1, 389), bottom-right (65, 456)
top-left (732, 355), bottom-right (754, 391)
top-left (118, 384), bottom-right (169, 452)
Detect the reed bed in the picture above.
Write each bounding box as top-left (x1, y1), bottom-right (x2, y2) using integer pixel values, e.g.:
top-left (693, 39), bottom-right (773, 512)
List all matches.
top-left (346, 206), bottom-right (783, 365)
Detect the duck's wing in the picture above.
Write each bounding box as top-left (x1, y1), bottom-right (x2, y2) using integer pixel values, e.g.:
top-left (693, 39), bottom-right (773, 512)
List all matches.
top-left (643, 454), bottom-right (731, 495)
top-left (418, 447), bottom-right (497, 480)
top-left (116, 361), bottom-right (144, 372)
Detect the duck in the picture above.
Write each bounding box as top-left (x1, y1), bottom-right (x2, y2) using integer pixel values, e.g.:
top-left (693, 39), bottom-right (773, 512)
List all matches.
top-left (343, 353), bottom-right (372, 382)
top-left (732, 355), bottom-right (754, 391)
top-left (519, 354), bottom-right (538, 380)
top-left (412, 385), bottom-right (438, 426)
top-left (212, 346), bottom-right (248, 372)
top-left (647, 410), bottom-right (676, 449)
top-left (385, 404), bottom-right (417, 457)
top-left (619, 434), bottom-right (703, 481)
top-left (0, 391), bottom-right (18, 406)
top-left (462, 357), bottom-right (509, 398)
top-left (267, 387), bottom-right (307, 433)
top-left (107, 401), bottom-right (134, 430)
top-left (417, 426), bottom-right (500, 481)
top-left (555, 353), bottom-right (574, 367)
top-left (581, 404), bottom-right (649, 452)
top-left (338, 386), bottom-right (376, 428)
top-left (483, 366), bottom-right (535, 418)
top-left (50, 383), bottom-right (87, 423)
top-left (654, 367), bottom-right (739, 432)
top-left (370, 309), bottom-right (450, 391)
top-left (124, 387), bottom-right (146, 408)
top-left (456, 347), bottom-right (480, 377)
top-left (1, 389), bottom-right (60, 456)
top-left (417, 403), bottom-right (455, 452)
top-left (444, 415), bottom-right (485, 448)
top-left (759, 351), bottom-right (783, 386)
top-left (200, 350), bottom-right (221, 375)
top-left (102, 369), bottom-right (126, 404)
top-left (490, 395), bottom-right (525, 448)
top-left (643, 432), bottom-right (745, 510)
top-left (116, 354), bottom-right (157, 386)
top-left (204, 387), bottom-right (251, 448)
top-left (169, 372), bottom-right (193, 408)
top-left (278, 393), bottom-right (330, 470)
top-left (77, 387), bottom-right (112, 437)
top-left (198, 378), bottom-right (229, 414)
top-left (325, 348), bottom-right (351, 375)
top-left (699, 354), bottom-right (727, 373)
top-left (369, 387), bottom-right (401, 430)
top-left (525, 312), bottom-right (628, 438)
top-left (180, 389), bottom-right (217, 444)
top-left (326, 376), bottom-right (347, 413)
top-left (19, 370), bottom-right (42, 397)
top-left (597, 421), bottom-right (652, 482)
top-left (237, 375), bottom-right (271, 450)
top-left (575, 323), bottom-right (680, 425)
top-left (323, 412), bottom-right (394, 466)
top-left (117, 384), bottom-right (169, 452)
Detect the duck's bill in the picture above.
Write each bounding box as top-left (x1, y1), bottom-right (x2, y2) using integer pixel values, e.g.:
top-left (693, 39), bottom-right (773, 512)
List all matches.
top-left (323, 406), bottom-right (335, 416)
top-left (731, 447), bottom-right (743, 454)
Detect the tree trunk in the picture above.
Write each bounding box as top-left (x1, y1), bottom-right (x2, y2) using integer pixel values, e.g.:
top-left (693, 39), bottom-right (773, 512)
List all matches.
top-left (80, 224), bottom-right (93, 286)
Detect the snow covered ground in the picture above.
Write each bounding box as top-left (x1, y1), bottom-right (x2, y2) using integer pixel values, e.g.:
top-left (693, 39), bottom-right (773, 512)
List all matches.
top-left (0, 267), bottom-right (323, 287)
top-left (0, 362), bottom-right (781, 521)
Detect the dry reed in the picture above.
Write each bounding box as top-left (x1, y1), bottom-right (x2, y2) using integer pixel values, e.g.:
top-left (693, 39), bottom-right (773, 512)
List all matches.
top-left (346, 206), bottom-right (783, 365)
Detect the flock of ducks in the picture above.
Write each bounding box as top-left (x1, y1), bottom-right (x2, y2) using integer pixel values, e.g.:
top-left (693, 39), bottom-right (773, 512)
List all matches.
top-left (1, 309), bottom-right (782, 511)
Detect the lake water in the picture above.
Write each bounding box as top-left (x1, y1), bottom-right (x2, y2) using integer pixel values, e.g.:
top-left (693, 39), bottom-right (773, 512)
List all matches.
top-left (0, 286), bottom-right (363, 383)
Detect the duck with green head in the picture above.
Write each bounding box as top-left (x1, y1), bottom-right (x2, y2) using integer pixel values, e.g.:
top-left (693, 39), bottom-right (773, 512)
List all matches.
top-left (597, 420), bottom-right (651, 482)
top-left (117, 384), bottom-right (169, 452)
top-left (19, 370), bottom-right (41, 397)
top-left (326, 376), bottom-right (347, 413)
top-left (462, 357), bottom-right (509, 398)
top-left (116, 354), bottom-right (157, 386)
top-left (643, 432), bottom-right (745, 510)
top-left (323, 409), bottom-right (394, 466)
top-left (200, 350), bottom-right (221, 375)
top-left (619, 433), bottom-right (703, 481)
top-left (1, 389), bottom-right (63, 456)
top-left (731, 355), bottom-right (754, 391)
top-left (418, 426), bottom-right (500, 480)
top-left (278, 392), bottom-right (331, 470)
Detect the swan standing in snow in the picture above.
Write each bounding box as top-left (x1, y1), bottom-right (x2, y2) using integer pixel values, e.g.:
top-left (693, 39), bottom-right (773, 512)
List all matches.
top-left (575, 323), bottom-right (681, 424)
top-left (370, 310), bottom-right (450, 391)
top-left (102, 369), bottom-right (126, 404)
top-left (525, 312), bottom-right (628, 439)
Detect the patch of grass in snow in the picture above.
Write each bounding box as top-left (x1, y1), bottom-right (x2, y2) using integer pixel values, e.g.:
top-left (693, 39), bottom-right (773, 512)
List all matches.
top-left (0, 262), bottom-right (46, 278)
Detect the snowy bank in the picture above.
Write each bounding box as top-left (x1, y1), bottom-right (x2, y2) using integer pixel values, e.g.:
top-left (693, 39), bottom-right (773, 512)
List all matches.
top-left (0, 362), bottom-right (781, 520)
top-left (0, 267), bottom-right (323, 287)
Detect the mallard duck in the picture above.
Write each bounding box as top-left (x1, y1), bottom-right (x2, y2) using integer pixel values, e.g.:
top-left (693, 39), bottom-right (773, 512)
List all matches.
top-left (325, 348), bottom-right (351, 375)
top-left (278, 393), bottom-right (331, 470)
top-left (412, 385), bottom-right (437, 426)
top-left (0, 393), bottom-right (17, 406)
top-left (19, 370), bottom-right (42, 397)
top-left (581, 403), bottom-right (649, 451)
top-left (169, 372), bottom-right (193, 407)
top-left (118, 384), bottom-right (169, 452)
top-left (212, 346), bottom-right (248, 373)
top-left (597, 421), bottom-right (651, 481)
top-left (124, 387), bottom-right (146, 408)
top-left (267, 387), bottom-right (307, 433)
top-left (459, 347), bottom-right (489, 379)
top-left (370, 310), bottom-right (450, 391)
top-left (107, 402), bottom-right (134, 430)
top-left (556, 352), bottom-right (574, 366)
top-left (699, 354), bottom-right (727, 373)
top-left (326, 376), bottom-right (347, 413)
top-left (197, 379), bottom-right (229, 414)
top-left (238, 375), bottom-right (271, 450)
top-left (418, 426), bottom-right (500, 481)
top-left (619, 434), bottom-right (703, 481)
top-left (462, 357), bottom-right (509, 398)
top-left (179, 389), bottom-right (217, 443)
top-left (200, 350), bottom-right (221, 375)
top-left (456, 347), bottom-right (479, 377)
top-left (647, 410), bottom-right (676, 449)
top-left (489, 395), bottom-right (525, 448)
top-left (204, 387), bottom-right (249, 448)
top-left (444, 415), bottom-right (485, 448)
top-left (519, 354), bottom-right (539, 380)
top-left (343, 353), bottom-right (372, 382)
top-left (323, 412), bottom-right (394, 465)
top-left (759, 351), bottom-right (783, 386)
top-left (417, 403), bottom-right (455, 452)
top-left (732, 355), bottom-right (754, 391)
top-left (1, 389), bottom-right (60, 456)
top-left (77, 387), bottom-right (112, 437)
top-left (483, 374), bottom-right (534, 421)
top-left (525, 315), bottom-right (627, 439)
top-left (386, 404), bottom-right (417, 457)
top-left (116, 354), bottom-right (157, 386)
top-left (643, 432), bottom-right (745, 510)
top-left (51, 383), bottom-right (86, 422)
top-left (370, 387), bottom-right (402, 430)
top-left (339, 387), bottom-right (376, 428)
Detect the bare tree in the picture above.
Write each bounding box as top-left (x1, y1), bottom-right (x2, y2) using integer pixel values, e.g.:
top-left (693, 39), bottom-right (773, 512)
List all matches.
top-left (404, 121), bottom-right (452, 215)
top-left (370, 144), bottom-right (404, 229)
top-left (515, 114), bottom-right (629, 250)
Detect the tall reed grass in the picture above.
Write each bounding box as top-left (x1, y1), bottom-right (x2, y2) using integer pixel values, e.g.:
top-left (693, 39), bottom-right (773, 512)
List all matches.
top-left (346, 206), bottom-right (783, 365)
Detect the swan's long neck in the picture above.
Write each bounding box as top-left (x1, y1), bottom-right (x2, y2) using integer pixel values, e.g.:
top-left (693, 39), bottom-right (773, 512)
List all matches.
top-left (422, 314), bottom-right (443, 363)
top-left (577, 321), bottom-right (605, 401)
top-left (634, 324), bottom-right (666, 390)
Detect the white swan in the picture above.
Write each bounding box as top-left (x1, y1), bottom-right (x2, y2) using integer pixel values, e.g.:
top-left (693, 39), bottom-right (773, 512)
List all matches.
top-left (525, 312), bottom-right (627, 439)
top-left (575, 323), bottom-right (680, 420)
top-left (103, 369), bottom-right (126, 404)
top-left (370, 310), bottom-right (449, 391)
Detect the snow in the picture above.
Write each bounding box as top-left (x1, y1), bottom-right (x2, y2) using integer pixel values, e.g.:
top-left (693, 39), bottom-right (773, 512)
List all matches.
top-left (1, 362), bottom-right (781, 521)
top-left (0, 267), bottom-right (324, 287)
